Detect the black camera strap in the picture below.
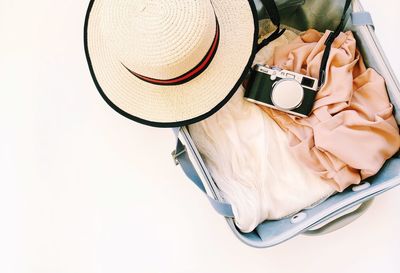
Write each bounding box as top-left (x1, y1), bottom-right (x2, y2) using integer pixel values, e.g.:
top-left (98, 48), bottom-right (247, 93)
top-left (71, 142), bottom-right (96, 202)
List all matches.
top-left (257, 0), bottom-right (286, 51)
top-left (318, 0), bottom-right (353, 88)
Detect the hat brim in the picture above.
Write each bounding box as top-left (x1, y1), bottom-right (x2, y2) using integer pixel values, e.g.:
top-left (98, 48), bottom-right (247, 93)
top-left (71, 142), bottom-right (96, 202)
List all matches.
top-left (84, 0), bottom-right (259, 128)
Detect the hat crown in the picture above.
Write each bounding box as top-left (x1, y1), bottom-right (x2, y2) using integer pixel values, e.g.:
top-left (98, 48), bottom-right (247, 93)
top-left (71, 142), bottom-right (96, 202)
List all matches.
top-left (103, 0), bottom-right (217, 80)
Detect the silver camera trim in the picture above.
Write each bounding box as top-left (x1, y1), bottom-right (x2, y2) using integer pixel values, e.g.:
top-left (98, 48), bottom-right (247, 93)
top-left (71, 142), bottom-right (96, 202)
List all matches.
top-left (246, 97), bottom-right (309, 118)
top-left (254, 64), bottom-right (319, 91)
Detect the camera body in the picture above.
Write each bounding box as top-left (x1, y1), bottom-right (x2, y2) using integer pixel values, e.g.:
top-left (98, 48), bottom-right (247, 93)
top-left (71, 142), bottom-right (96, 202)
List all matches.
top-left (244, 65), bottom-right (319, 117)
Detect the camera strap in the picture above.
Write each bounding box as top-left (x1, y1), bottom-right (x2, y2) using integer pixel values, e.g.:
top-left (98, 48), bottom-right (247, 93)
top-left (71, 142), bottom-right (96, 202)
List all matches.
top-left (257, 0), bottom-right (352, 88)
top-left (257, 0), bottom-right (286, 51)
top-left (318, 0), bottom-right (353, 88)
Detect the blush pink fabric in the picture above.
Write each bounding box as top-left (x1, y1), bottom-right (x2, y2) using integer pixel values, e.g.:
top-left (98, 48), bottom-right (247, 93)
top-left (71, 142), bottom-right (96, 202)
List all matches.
top-left (259, 29), bottom-right (400, 192)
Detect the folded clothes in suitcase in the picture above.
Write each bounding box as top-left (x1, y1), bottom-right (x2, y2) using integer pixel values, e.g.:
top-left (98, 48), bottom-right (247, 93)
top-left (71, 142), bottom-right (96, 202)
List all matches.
top-left (172, 0), bottom-right (400, 247)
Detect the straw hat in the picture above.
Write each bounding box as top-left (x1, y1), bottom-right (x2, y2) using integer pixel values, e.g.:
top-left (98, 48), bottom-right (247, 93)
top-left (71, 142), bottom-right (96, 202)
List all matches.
top-left (84, 0), bottom-right (258, 127)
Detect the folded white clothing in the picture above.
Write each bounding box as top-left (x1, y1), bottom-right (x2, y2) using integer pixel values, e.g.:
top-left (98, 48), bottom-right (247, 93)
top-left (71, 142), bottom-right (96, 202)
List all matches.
top-left (188, 28), bottom-right (336, 233)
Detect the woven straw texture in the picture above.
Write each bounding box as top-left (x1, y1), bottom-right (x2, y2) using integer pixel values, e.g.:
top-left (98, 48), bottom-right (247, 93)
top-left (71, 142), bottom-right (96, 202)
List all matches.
top-left (86, 0), bottom-right (256, 125)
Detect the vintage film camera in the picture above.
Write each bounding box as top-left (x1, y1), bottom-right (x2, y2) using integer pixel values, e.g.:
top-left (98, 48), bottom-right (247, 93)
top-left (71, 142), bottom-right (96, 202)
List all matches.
top-left (244, 65), bottom-right (319, 117)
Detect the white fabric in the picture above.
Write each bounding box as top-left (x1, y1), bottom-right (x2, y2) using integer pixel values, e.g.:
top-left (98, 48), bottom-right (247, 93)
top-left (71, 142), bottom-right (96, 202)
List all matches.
top-left (188, 29), bottom-right (336, 233)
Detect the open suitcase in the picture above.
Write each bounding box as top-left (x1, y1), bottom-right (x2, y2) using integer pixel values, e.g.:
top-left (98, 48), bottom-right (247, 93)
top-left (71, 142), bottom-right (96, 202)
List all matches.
top-left (171, 0), bottom-right (400, 248)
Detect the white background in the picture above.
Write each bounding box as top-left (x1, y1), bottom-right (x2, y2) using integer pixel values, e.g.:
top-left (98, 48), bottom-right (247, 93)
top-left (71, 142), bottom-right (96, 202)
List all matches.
top-left (1, 1), bottom-right (400, 273)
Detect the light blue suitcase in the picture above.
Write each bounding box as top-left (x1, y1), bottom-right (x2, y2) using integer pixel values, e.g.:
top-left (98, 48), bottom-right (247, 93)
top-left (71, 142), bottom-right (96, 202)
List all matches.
top-left (172, 0), bottom-right (400, 248)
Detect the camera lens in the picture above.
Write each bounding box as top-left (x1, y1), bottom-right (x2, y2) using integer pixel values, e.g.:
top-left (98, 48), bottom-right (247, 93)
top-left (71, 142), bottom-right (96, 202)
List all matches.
top-left (271, 79), bottom-right (304, 110)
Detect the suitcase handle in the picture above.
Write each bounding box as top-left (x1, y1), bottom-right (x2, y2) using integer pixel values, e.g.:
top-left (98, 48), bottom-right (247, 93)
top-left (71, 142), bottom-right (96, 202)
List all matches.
top-left (303, 198), bottom-right (373, 236)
